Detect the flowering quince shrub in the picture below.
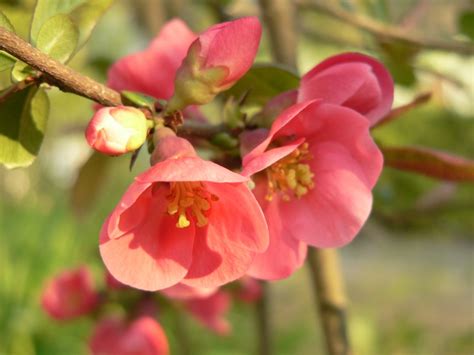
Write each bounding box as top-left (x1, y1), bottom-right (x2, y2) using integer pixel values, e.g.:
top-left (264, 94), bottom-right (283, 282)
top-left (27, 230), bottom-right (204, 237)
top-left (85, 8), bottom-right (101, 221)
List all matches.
top-left (2, 4), bottom-right (474, 354)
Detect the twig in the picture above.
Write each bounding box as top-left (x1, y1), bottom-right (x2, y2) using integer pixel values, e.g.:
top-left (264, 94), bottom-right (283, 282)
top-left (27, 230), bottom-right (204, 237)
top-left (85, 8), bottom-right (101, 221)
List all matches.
top-left (296, 0), bottom-right (474, 56)
top-left (255, 281), bottom-right (272, 355)
top-left (258, 0), bottom-right (298, 70)
top-left (0, 27), bottom-right (122, 106)
top-left (372, 91), bottom-right (432, 129)
top-left (307, 249), bottom-right (351, 355)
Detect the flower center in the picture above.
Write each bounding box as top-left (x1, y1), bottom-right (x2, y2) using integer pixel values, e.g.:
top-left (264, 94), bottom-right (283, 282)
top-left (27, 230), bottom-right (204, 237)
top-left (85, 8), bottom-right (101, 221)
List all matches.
top-left (265, 142), bottom-right (315, 201)
top-left (166, 182), bottom-right (218, 228)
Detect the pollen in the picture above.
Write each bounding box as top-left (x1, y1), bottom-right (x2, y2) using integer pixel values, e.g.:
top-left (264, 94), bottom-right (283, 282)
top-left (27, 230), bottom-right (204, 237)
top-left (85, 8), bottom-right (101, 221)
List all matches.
top-left (265, 142), bottom-right (315, 201)
top-left (166, 182), bottom-right (218, 228)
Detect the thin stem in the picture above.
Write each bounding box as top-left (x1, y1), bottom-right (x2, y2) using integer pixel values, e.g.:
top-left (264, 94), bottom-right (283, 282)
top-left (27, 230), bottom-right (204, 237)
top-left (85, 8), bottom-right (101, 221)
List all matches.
top-left (255, 281), bottom-right (272, 355)
top-left (297, 0), bottom-right (474, 56)
top-left (372, 91), bottom-right (432, 129)
top-left (258, 0), bottom-right (298, 70)
top-left (307, 248), bottom-right (351, 355)
top-left (0, 27), bottom-right (122, 106)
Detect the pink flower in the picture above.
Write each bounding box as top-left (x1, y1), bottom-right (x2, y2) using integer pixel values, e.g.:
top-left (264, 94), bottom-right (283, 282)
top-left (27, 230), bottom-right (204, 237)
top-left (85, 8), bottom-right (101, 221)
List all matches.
top-left (298, 52), bottom-right (394, 125)
top-left (236, 277), bottom-right (262, 303)
top-left (89, 316), bottom-right (169, 355)
top-left (100, 135), bottom-right (269, 291)
top-left (162, 284), bottom-right (231, 335)
top-left (107, 19), bottom-right (196, 101)
top-left (241, 100), bottom-right (383, 279)
top-left (168, 17), bottom-right (262, 110)
top-left (41, 266), bottom-right (98, 320)
top-left (85, 106), bottom-right (148, 155)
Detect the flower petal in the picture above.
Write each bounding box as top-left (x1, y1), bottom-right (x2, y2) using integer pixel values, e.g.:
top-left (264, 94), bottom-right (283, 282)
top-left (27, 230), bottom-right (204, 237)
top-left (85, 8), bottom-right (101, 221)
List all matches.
top-left (298, 52), bottom-right (394, 124)
top-left (247, 181), bottom-right (307, 280)
top-left (136, 156), bottom-right (248, 184)
top-left (107, 19), bottom-right (196, 100)
top-left (280, 142), bottom-right (373, 248)
top-left (100, 185), bottom-right (195, 291)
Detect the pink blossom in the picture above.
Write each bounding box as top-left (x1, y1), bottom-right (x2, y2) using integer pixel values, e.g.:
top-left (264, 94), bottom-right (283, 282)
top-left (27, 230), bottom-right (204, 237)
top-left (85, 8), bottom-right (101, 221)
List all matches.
top-left (41, 266), bottom-right (98, 320)
top-left (89, 316), bottom-right (169, 355)
top-left (85, 106), bottom-right (148, 155)
top-left (242, 100), bottom-right (383, 279)
top-left (236, 277), bottom-right (262, 303)
top-left (168, 17), bottom-right (262, 109)
top-left (298, 52), bottom-right (394, 125)
top-left (107, 19), bottom-right (196, 101)
top-left (100, 135), bottom-right (269, 291)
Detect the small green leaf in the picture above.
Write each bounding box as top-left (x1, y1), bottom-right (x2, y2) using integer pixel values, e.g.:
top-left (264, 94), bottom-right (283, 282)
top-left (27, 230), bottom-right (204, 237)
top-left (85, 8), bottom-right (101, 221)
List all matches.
top-left (10, 61), bottom-right (36, 83)
top-left (0, 10), bottom-right (15, 32)
top-left (224, 64), bottom-right (300, 106)
top-left (69, 0), bottom-right (114, 48)
top-left (0, 52), bottom-right (16, 72)
top-left (36, 14), bottom-right (79, 63)
top-left (71, 152), bottom-right (110, 217)
top-left (0, 86), bottom-right (50, 168)
top-left (382, 145), bottom-right (474, 182)
top-left (121, 90), bottom-right (156, 109)
top-left (379, 41), bottom-right (418, 87)
top-left (459, 10), bottom-right (474, 41)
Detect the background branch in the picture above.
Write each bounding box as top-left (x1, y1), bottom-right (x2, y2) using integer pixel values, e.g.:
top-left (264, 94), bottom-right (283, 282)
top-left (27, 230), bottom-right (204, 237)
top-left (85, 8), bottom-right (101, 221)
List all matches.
top-left (256, 281), bottom-right (272, 355)
top-left (296, 0), bottom-right (474, 56)
top-left (307, 249), bottom-right (351, 355)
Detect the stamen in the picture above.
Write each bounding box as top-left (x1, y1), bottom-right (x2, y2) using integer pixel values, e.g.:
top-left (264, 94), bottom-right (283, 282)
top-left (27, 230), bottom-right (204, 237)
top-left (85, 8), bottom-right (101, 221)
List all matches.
top-left (265, 142), bottom-right (315, 201)
top-left (166, 182), bottom-right (218, 228)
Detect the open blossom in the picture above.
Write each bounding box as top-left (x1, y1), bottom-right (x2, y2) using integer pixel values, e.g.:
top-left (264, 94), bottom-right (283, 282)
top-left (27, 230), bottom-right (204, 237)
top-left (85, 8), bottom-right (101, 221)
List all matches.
top-left (241, 100), bottom-right (383, 279)
top-left (89, 316), bottom-right (169, 355)
top-left (41, 266), bottom-right (98, 320)
top-left (100, 134), bottom-right (269, 291)
top-left (168, 17), bottom-right (262, 110)
top-left (85, 106), bottom-right (148, 155)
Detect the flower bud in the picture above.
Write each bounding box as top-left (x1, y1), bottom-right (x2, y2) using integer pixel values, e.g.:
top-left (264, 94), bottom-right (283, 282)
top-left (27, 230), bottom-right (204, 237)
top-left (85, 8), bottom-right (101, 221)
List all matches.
top-left (85, 106), bottom-right (148, 155)
top-left (167, 17), bottom-right (262, 111)
top-left (41, 267), bottom-right (99, 320)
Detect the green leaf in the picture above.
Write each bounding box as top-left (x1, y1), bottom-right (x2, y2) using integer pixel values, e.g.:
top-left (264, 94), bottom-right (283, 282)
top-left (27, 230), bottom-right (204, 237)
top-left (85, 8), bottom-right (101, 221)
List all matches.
top-left (224, 64), bottom-right (300, 106)
top-left (0, 86), bottom-right (50, 168)
top-left (30, 0), bottom-right (112, 49)
top-left (382, 145), bottom-right (474, 182)
top-left (379, 41), bottom-right (418, 87)
top-left (0, 10), bottom-right (15, 32)
top-left (0, 52), bottom-right (16, 72)
top-left (10, 61), bottom-right (35, 83)
top-left (459, 10), bottom-right (474, 41)
top-left (71, 152), bottom-right (109, 217)
top-left (68, 0), bottom-right (114, 48)
top-left (121, 90), bottom-right (156, 109)
top-left (36, 14), bottom-right (79, 63)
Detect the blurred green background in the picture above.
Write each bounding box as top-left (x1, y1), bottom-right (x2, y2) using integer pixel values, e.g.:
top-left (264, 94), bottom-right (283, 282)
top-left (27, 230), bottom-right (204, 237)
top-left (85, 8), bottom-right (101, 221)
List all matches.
top-left (0, 0), bottom-right (473, 354)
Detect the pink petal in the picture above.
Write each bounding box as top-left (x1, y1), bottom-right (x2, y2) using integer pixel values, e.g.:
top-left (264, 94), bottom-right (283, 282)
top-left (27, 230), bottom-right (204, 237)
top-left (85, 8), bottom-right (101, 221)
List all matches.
top-left (280, 142), bottom-right (374, 248)
top-left (182, 225), bottom-right (255, 289)
top-left (161, 283), bottom-right (217, 300)
top-left (298, 52), bottom-right (394, 124)
top-left (199, 17), bottom-right (262, 85)
top-left (247, 181), bottom-right (307, 280)
top-left (185, 290), bottom-right (232, 335)
top-left (100, 185), bottom-right (195, 291)
top-left (136, 156), bottom-right (248, 184)
top-left (107, 19), bottom-right (196, 100)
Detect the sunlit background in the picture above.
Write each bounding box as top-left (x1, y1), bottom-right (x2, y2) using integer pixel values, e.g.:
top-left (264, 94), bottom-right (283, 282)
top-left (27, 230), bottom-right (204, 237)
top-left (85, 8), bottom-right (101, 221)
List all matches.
top-left (1, 0), bottom-right (473, 354)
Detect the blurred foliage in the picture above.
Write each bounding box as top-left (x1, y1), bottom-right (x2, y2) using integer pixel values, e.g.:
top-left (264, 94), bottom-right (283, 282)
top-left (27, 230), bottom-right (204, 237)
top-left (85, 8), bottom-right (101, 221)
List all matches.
top-left (0, 0), bottom-right (473, 354)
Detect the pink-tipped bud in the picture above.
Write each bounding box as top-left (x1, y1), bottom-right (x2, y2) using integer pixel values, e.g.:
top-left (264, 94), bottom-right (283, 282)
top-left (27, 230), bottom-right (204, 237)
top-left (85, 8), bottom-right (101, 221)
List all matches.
top-left (167, 17), bottom-right (262, 111)
top-left (41, 266), bottom-right (99, 321)
top-left (85, 106), bottom-right (148, 155)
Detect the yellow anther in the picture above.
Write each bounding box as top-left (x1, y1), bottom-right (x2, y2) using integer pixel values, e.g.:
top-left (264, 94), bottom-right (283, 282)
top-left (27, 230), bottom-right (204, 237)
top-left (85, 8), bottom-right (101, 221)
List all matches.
top-left (166, 182), bottom-right (218, 228)
top-left (265, 142), bottom-right (315, 201)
